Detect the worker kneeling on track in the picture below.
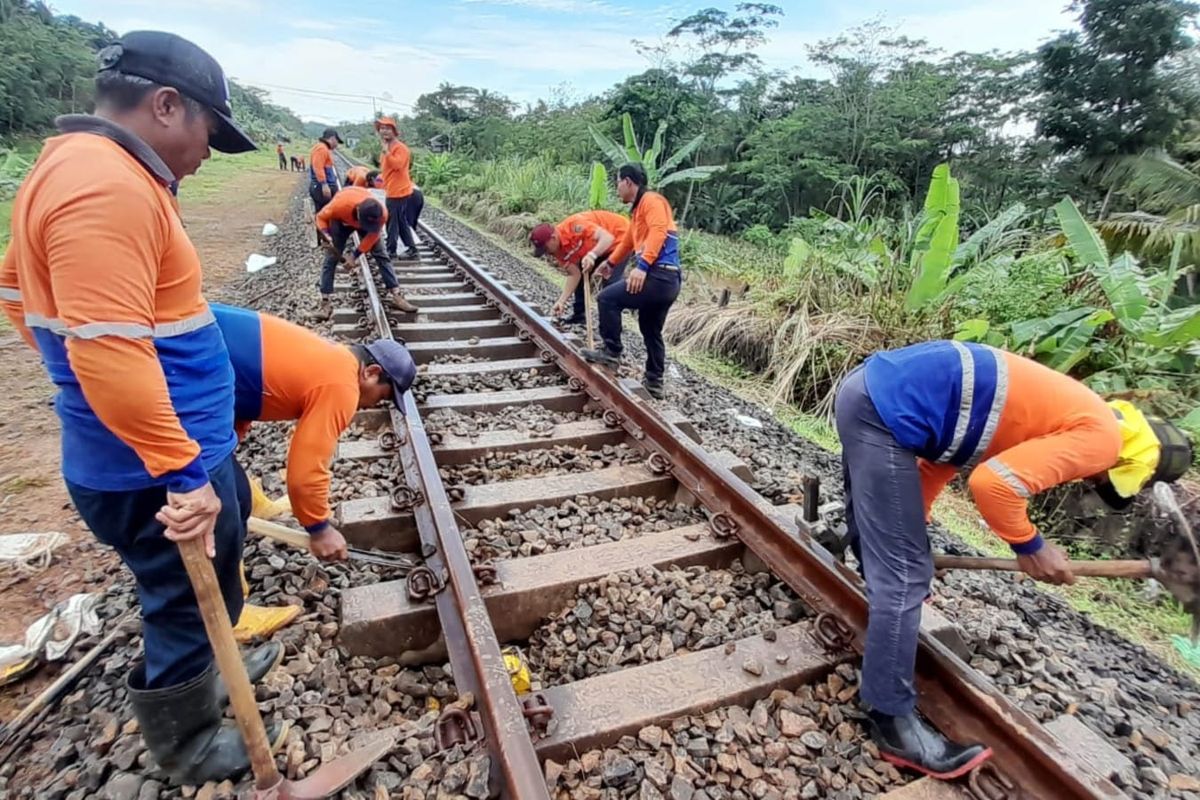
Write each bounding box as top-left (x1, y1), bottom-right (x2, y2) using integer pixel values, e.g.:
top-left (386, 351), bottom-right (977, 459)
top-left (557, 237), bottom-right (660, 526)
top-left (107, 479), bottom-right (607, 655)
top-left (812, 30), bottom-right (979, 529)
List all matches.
top-left (0, 30), bottom-right (289, 785)
top-left (580, 163), bottom-right (682, 400)
top-left (312, 185), bottom-right (418, 320)
top-left (213, 303), bottom-right (418, 562)
top-left (529, 209), bottom-right (629, 326)
top-left (835, 340), bottom-right (1192, 780)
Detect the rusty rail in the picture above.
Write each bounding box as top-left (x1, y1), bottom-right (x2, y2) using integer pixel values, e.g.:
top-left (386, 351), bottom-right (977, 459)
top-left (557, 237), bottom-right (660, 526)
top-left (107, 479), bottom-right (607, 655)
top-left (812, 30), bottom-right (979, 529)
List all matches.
top-left (416, 220), bottom-right (1123, 800)
top-left (330, 155), bottom-right (550, 800)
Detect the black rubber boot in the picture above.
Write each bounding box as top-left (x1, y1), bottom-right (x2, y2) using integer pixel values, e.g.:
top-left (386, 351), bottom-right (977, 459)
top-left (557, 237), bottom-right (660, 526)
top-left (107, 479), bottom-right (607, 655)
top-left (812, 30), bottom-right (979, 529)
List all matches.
top-left (560, 312), bottom-right (587, 326)
top-left (213, 641), bottom-right (283, 707)
top-left (644, 379), bottom-right (665, 400)
top-left (581, 345), bottom-right (621, 368)
top-left (128, 662), bottom-right (285, 785)
top-left (867, 710), bottom-right (992, 780)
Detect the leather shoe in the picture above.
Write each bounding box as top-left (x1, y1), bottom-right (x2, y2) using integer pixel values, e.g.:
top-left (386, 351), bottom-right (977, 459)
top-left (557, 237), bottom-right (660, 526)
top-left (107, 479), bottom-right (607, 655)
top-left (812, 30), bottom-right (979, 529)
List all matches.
top-left (867, 710), bottom-right (992, 780)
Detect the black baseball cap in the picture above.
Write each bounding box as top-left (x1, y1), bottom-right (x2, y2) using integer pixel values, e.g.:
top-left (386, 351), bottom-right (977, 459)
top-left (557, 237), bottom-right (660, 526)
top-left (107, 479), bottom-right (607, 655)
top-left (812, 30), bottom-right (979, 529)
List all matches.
top-left (97, 31), bottom-right (255, 154)
top-left (321, 127), bottom-right (344, 144)
top-left (356, 199), bottom-right (384, 233)
top-left (364, 340), bottom-right (417, 405)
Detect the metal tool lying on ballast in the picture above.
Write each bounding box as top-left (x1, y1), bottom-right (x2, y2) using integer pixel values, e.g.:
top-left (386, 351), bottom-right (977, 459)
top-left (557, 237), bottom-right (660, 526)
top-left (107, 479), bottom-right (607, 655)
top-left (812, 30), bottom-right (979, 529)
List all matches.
top-left (247, 517), bottom-right (418, 570)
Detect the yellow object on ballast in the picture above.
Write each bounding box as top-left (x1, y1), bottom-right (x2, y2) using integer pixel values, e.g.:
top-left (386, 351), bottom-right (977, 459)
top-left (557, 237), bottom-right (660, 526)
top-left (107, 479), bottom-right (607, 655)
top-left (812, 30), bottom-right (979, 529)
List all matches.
top-left (233, 604), bottom-right (301, 644)
top-left (234, 561), bottom-right (300, 643)
top-left (503, 646), bottom-right (532, 695)
top-left (250, 477), bottom-right (291, 520)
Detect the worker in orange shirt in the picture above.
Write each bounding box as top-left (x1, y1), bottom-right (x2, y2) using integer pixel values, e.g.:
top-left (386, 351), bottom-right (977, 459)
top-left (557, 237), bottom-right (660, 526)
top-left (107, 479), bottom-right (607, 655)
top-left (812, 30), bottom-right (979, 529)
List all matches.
top-left (345, 164), bottom-right (382, 188)
top-left (374, 117), bottom-right (420, 261)
top-left (212, 303), bottom-right (417, 560)
top-left (581, 164), bottom-right (682, 399)
top-left (0, 31), bottom-right (287, 784)
top-left (313, 185), bottom-right (418, 317)
top-left (834, 341), bottom-right (1192, 779)
top-left (275, 142), bottom-right (286, 170)
top-left (308, 126), bottom-right (341, 214)
top-left (529, 210), bottom-right (630, 325)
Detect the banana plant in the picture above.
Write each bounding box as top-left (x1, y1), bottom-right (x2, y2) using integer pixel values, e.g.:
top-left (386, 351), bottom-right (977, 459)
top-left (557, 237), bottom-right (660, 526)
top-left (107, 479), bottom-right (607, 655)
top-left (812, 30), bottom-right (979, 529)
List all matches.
top-left (588, 162), bottom-right (608, 210)
top-left (588, 112), bottom-right (724, 189)
top-left (905, 163), bottom-right (962, 309)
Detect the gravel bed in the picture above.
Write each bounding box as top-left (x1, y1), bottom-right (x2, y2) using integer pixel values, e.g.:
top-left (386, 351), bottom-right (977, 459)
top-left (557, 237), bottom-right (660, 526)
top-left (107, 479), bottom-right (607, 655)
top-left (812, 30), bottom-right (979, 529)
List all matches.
top-left (438, 442), bottom-right (645, 487)
top-left (425, 404), bottom-right (598, 437)
top-left (423, 206), bottom-right (1200, 799)
top-left (463, 496), bottom-right (706, 561)
top-left (542, 666), bottom-right (907, 799)
top-left (413, 366), bottom-right (566, 399)
top-left (527, 563), bottom-right (806, 689)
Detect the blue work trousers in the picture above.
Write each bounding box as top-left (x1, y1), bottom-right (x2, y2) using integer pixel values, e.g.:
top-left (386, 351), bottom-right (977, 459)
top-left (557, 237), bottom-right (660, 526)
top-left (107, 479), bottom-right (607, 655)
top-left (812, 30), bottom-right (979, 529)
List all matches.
top-left (597, 268), bottom-right (681, 385)
top-left (385, 196), bottom-right (417, 256)
top-left (572, 258), bottom-right (626, 316)
top-left (320, 220), bottom-right (398, 295)
top-left (834, 366), bottom-right (934, 716)
top-left (67, 455), bottom-right (249, 689)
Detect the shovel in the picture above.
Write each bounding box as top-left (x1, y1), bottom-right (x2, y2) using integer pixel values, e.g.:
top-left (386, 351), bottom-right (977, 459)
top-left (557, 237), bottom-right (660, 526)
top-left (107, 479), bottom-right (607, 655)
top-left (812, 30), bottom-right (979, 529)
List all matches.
top-left (177, 536), bottom-right (396, 799)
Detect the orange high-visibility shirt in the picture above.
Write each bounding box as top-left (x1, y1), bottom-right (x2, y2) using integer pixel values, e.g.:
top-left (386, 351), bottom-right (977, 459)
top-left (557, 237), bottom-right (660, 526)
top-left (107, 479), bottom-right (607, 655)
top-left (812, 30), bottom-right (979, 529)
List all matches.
top-left (553, 211), bottom-right (630, 270)
top-left (607, 190), bottom-right (679, 270)
top-left (381, 139), bottom-right (413, 199)
top-left (906, 349), bottom-right (1121, 550)
top-left (309, 141), bottom-right (336, 187)
top-left (216, 306), bottom-right (359, 531)
top-left (346, 165), bottom-right (369, 187)
top-left (314, 186), bottom-right (388, 254)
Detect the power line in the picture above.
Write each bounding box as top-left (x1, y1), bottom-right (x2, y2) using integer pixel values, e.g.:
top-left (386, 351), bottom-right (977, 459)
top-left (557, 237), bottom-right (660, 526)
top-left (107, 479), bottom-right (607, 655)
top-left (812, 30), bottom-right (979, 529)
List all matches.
top-left (238, 79), bottom-right (413, 108)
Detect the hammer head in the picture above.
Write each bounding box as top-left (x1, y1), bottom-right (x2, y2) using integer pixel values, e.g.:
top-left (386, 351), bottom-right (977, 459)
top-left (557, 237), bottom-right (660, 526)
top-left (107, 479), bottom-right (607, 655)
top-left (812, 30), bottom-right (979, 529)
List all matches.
top-left (1151, 483), bottom-right (1200, 644)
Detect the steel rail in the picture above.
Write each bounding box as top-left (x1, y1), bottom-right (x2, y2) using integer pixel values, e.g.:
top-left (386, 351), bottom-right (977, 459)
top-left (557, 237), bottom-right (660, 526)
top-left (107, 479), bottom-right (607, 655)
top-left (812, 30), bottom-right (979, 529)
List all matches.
top-left (327, 154), bottom-right (550, 800)
top-left (417, 218), bottom-right (1124, 800)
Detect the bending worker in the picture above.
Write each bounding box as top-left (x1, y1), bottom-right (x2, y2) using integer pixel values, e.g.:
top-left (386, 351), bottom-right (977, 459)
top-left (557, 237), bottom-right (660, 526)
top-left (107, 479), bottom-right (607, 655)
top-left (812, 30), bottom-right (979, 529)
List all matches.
top-left (580, 163), bottom-right (682, 400)
top-left (312, 185), bottom-right (418, 319)
top-left (834, 340), bottom-right (1192, 780)
top-left (212, 304), bottom-right (417, 562)
top-left (0, 31), bottom-right (286, 784)
top-left (529, 209), bottom-right (629, 326)
top-left (375, 117), bottom-right (420, 262)
top-left (345, 164), bottom-right (381, 189)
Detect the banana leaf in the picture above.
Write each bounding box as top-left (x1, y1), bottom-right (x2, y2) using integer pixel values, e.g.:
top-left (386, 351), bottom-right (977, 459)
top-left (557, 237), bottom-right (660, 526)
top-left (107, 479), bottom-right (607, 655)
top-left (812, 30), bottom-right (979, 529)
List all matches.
top-left (588, 162), bottom-right (608, 210)
top-left (657, 165), bottom-right (724, 187)
top-left (644, 121), bottom-right (667, 175)
top-left (783, 237), bottom-right (810, 279)
top-left (953, 202), bottom-right (1025, 266)
top-left (1054, 197), bottom-right (1108, 269)
top-left (905, 164), bottom-right (961, 309)
top-left (589, 125), bottom-right (632, 169)
top-left (1138, 305), bottom-right (1200, 348)
top-left (660, 133), bottom-right (707, 175)
top-left (1094, 251), bottom-right (1150, 325)
top-left (622, 113), bottom-right (641, 163)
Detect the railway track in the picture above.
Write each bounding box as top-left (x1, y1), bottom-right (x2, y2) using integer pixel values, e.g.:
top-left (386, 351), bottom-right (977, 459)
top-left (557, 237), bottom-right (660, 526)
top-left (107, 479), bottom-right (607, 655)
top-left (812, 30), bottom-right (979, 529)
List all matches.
top-left (318, 151), bottom-right (1125, 800)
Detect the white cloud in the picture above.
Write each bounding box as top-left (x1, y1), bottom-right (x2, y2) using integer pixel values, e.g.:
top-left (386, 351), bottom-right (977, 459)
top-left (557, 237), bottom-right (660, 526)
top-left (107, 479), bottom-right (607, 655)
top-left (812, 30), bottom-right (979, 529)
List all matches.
top-left (459, 0), bottom-right (634, 16)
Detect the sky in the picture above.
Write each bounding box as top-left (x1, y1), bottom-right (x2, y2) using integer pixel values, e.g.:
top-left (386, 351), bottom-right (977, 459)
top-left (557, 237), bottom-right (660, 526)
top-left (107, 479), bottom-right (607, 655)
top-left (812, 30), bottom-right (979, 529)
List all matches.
top-left (50, 0), bottom-right (1079, 124)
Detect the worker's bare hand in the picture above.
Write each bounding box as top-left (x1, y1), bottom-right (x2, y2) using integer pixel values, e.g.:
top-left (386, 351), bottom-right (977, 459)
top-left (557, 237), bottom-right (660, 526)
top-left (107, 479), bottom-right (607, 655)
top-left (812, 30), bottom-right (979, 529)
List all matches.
top-left (341, 254), bottom-right (357, 271)
top-left (321, 184), bottom-right (332, 200)
top-left (310, 524), bottom-right (349, 562)
top-left (551, 298), bottom-right (567, 318)
top-left (581, 252), bottom-right (598, 272)
top-left (158, 482), bottom-right (222, 558)
top-left (598, 261), bottom-right (613, 279)
top-left (626, 268), bottom-right (646, 295)
top-left (1016, 542), bottom-right (1076, 585)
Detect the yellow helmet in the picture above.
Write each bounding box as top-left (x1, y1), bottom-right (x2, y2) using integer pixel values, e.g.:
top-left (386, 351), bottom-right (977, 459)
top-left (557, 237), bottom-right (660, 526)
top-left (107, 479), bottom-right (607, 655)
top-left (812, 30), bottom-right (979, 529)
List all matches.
top-left (1099, 400), bottom-right (1193, 509)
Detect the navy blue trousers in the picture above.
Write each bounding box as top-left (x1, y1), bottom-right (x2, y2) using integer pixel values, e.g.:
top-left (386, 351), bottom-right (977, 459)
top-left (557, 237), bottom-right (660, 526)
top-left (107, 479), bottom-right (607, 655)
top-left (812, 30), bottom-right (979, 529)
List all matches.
top-left (385, 196), bottom-right (417, 256)
top-left (597, 268), bottom-right (681, 385)
top-left (320, 220), bottom-right (398, 295)
top-left (67, 455), bottom-right (249, 689)
top-left (572, 259), bottom-right (626, 316)
top-left (834, 367), bottom-right (933, 716)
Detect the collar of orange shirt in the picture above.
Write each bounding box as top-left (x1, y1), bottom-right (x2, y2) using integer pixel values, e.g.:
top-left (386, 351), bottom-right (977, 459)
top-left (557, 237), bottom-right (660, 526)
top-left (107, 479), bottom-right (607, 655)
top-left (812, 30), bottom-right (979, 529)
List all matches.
top-left (55, 114), bottom-right (175, 186)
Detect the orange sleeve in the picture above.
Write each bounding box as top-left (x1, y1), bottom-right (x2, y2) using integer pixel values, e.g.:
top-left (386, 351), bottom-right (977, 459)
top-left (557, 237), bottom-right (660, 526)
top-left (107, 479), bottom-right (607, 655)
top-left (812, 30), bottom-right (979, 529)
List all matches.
top-left (918, 459), bottom-right (957, 522)
top-left (287, 383), bottom-right (358, 530)
top-left (0, 247), bottom-right (35, 350)
top-left (966, 423), bottom-right (1120, 551)
top-left (637, 194), bottom-right (671, 268)
top-left (607, 219), bottom-right (636, 266)
top-left (44, 182), bottom-right (201, 481)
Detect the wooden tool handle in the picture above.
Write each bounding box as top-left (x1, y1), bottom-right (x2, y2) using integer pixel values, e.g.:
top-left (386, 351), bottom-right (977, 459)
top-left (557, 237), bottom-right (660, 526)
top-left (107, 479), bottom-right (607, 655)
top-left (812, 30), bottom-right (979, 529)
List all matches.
top-left (248, 516), bottom-right (311, 550)
top-left (176, 537), bottom-right (280, 789)
top-left (583, 271), bottom-right (597, 350)
top-left (934, 555), bottom-right (1153, 579)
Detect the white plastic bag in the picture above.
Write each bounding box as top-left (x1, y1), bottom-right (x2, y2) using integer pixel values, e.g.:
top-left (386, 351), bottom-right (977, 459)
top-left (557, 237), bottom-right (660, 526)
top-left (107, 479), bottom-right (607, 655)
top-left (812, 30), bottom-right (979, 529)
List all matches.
top-left (0, 531), bottom-right (70, 574)
top-left (0, 593), bottom-right (102, 671)
top-left (262, 222), bottom-right (279, 236)
top-left (245, 253), bottom-right (277, 273)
